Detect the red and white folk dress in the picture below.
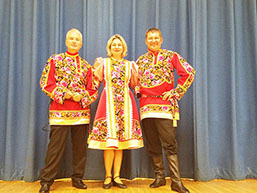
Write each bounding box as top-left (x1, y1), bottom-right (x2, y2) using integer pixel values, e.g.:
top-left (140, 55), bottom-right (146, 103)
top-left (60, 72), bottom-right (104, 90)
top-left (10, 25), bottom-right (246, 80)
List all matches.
top-left (88, 57), bottom-right (143, 150)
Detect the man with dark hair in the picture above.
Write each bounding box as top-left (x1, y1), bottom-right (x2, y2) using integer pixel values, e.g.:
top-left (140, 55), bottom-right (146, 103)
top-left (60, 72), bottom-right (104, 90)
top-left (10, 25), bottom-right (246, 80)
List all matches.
top-left (136, 28), bottom-right (195, 193)
top-left (39, 28), bottom-right (98, 193)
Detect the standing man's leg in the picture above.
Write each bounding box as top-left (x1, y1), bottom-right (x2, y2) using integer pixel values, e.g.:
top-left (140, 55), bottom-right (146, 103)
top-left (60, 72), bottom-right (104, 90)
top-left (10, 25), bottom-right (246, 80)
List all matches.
top-left (70, 124), bottom-right (88, 189)
top-left (40, 125), bottom-right (69, 192)
top-left (156, 119), bottom-right (190, 193)
top-left (142, 118), bottom-right (166, 188)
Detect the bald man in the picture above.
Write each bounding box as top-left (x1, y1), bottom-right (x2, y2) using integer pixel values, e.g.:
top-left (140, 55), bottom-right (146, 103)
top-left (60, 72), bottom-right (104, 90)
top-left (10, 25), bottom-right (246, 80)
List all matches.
top-left (39, 28), bottom-right (98, 193)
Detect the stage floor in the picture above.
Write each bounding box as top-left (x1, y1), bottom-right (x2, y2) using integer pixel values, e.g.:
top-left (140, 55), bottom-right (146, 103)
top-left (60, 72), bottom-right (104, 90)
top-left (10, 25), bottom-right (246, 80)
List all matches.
top-left (0, 178), bottom-right (257, 193)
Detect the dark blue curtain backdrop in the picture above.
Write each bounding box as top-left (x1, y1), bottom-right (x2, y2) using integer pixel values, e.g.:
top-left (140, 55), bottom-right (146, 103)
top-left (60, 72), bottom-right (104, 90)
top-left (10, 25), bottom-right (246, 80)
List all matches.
top-left (0, 0), bottom-right (256, 182)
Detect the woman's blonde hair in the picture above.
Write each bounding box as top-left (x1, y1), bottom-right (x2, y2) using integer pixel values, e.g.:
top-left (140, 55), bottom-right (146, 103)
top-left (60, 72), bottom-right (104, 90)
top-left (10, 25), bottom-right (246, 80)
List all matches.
top-left (106, 34), bottom-right (127, 57)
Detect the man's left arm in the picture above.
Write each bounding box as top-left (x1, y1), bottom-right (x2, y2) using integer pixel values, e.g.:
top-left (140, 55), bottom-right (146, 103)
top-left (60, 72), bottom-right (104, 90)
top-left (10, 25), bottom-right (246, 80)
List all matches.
top-left (163, 52), bottom-right (195, 101)
top-left (172, 52), bottom-right (195, 100)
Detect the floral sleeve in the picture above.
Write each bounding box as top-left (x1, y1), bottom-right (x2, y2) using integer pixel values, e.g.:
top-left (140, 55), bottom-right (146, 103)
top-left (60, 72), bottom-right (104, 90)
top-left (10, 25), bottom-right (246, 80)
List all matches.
top-left (40, 55), bottom-right (67, 104)
top-left (171, 52), bottom-right (195, 100)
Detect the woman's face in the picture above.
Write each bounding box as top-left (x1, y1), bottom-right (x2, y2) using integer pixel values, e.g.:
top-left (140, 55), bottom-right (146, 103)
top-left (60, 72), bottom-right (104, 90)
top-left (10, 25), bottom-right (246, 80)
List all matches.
top-left (110, 38), bottom-right (123, 57)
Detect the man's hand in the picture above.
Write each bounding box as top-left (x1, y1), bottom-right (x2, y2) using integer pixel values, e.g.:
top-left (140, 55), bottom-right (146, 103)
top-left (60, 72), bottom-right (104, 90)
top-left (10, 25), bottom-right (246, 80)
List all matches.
top-left (162, 90), bottom-right (177, 101)
top-left (162, 91), bottom-right (173, 101)
top-left (64, 91), bottom-right (73, 99)
top-left (73, 93), bottom-right (82, 102)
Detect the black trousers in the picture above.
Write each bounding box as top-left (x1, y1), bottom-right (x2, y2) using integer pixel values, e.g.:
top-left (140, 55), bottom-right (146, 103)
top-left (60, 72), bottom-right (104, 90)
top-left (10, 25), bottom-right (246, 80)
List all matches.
top-left (142, 118), bottom-right (177, 157)
top-left (40, 124), bottom-right (88, 185)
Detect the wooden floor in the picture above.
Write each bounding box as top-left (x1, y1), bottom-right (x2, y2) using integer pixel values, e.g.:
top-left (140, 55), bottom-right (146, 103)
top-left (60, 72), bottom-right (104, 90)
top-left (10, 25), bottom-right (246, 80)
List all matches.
top-left (0, 178), bottom-right (257, 193)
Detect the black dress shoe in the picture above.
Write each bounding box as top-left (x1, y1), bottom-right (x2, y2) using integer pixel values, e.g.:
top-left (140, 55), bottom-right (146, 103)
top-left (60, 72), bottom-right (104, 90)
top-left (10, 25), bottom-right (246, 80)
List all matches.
top-left (113, 176), bottom-right (127, 189)
top-left (72, 179), bottom-right (87, 189)
top-left (150, 177), bottom-right (166, 188)
top-left (39, 184), bottom-right (50, 193)
top-left (103, 176), bottom-right (113, 189)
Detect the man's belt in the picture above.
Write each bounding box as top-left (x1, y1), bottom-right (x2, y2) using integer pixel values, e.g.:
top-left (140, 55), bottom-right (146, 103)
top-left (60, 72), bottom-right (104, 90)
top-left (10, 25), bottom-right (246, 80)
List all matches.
top-left (141, 94), bottom-right (162, 98)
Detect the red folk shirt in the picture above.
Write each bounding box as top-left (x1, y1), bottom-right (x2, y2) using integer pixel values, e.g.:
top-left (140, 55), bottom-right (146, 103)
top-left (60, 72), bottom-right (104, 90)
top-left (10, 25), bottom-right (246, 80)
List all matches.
top-left (136, 49), bottom-right (195, 126)
top-left (40, 51), bottom-right (98, 125)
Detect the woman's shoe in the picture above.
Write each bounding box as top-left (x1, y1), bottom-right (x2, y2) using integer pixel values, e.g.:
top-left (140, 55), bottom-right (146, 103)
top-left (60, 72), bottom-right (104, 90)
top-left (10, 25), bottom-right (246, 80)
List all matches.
top-left (113, 176), bottom-right (127, 189)
top-left (103, 176), bottom-right (113, 189)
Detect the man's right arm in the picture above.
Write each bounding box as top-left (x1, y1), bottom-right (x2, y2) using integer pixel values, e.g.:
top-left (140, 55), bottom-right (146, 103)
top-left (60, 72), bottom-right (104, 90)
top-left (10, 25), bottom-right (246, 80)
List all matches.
top-left (40, 57), bottom-right (68, 104)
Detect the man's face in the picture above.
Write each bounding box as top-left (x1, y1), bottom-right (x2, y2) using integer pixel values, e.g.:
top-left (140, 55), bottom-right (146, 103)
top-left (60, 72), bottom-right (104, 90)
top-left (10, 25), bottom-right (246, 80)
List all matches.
top-left (145, 31), bottom-right (163, 52)
top-left (65, 31), bottom-right (82, 53)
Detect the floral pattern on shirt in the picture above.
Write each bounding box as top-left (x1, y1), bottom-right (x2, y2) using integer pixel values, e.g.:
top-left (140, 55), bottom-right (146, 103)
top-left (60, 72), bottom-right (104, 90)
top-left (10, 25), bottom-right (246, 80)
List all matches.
top-left (137, 49), bottom-right (174, 88)
top-left (40, 53), bottom-right (97, 107)
top-left (49, 110), bottom-right (90, 120)
top-left (137, 49), bottom-right (195, 100)
top-left (140, 103), bottom-right (179, 119)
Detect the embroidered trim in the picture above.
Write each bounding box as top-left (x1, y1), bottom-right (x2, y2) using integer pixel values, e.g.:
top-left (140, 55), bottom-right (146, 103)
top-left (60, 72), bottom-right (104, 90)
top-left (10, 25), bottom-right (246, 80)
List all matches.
top-left (104, 58), bottom-right (116, 139)
top-left (104, 58), bottom-right (133, 144)
top-left (124, 60), bottom-right (133, 139)
top-left (88, 138), bottom-right (144, 150)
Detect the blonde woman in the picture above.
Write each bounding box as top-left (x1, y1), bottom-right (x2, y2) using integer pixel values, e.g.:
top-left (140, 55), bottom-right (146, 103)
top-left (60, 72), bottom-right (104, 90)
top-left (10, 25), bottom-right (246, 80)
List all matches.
top-left (88, 34), bottom-right (143, 189)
